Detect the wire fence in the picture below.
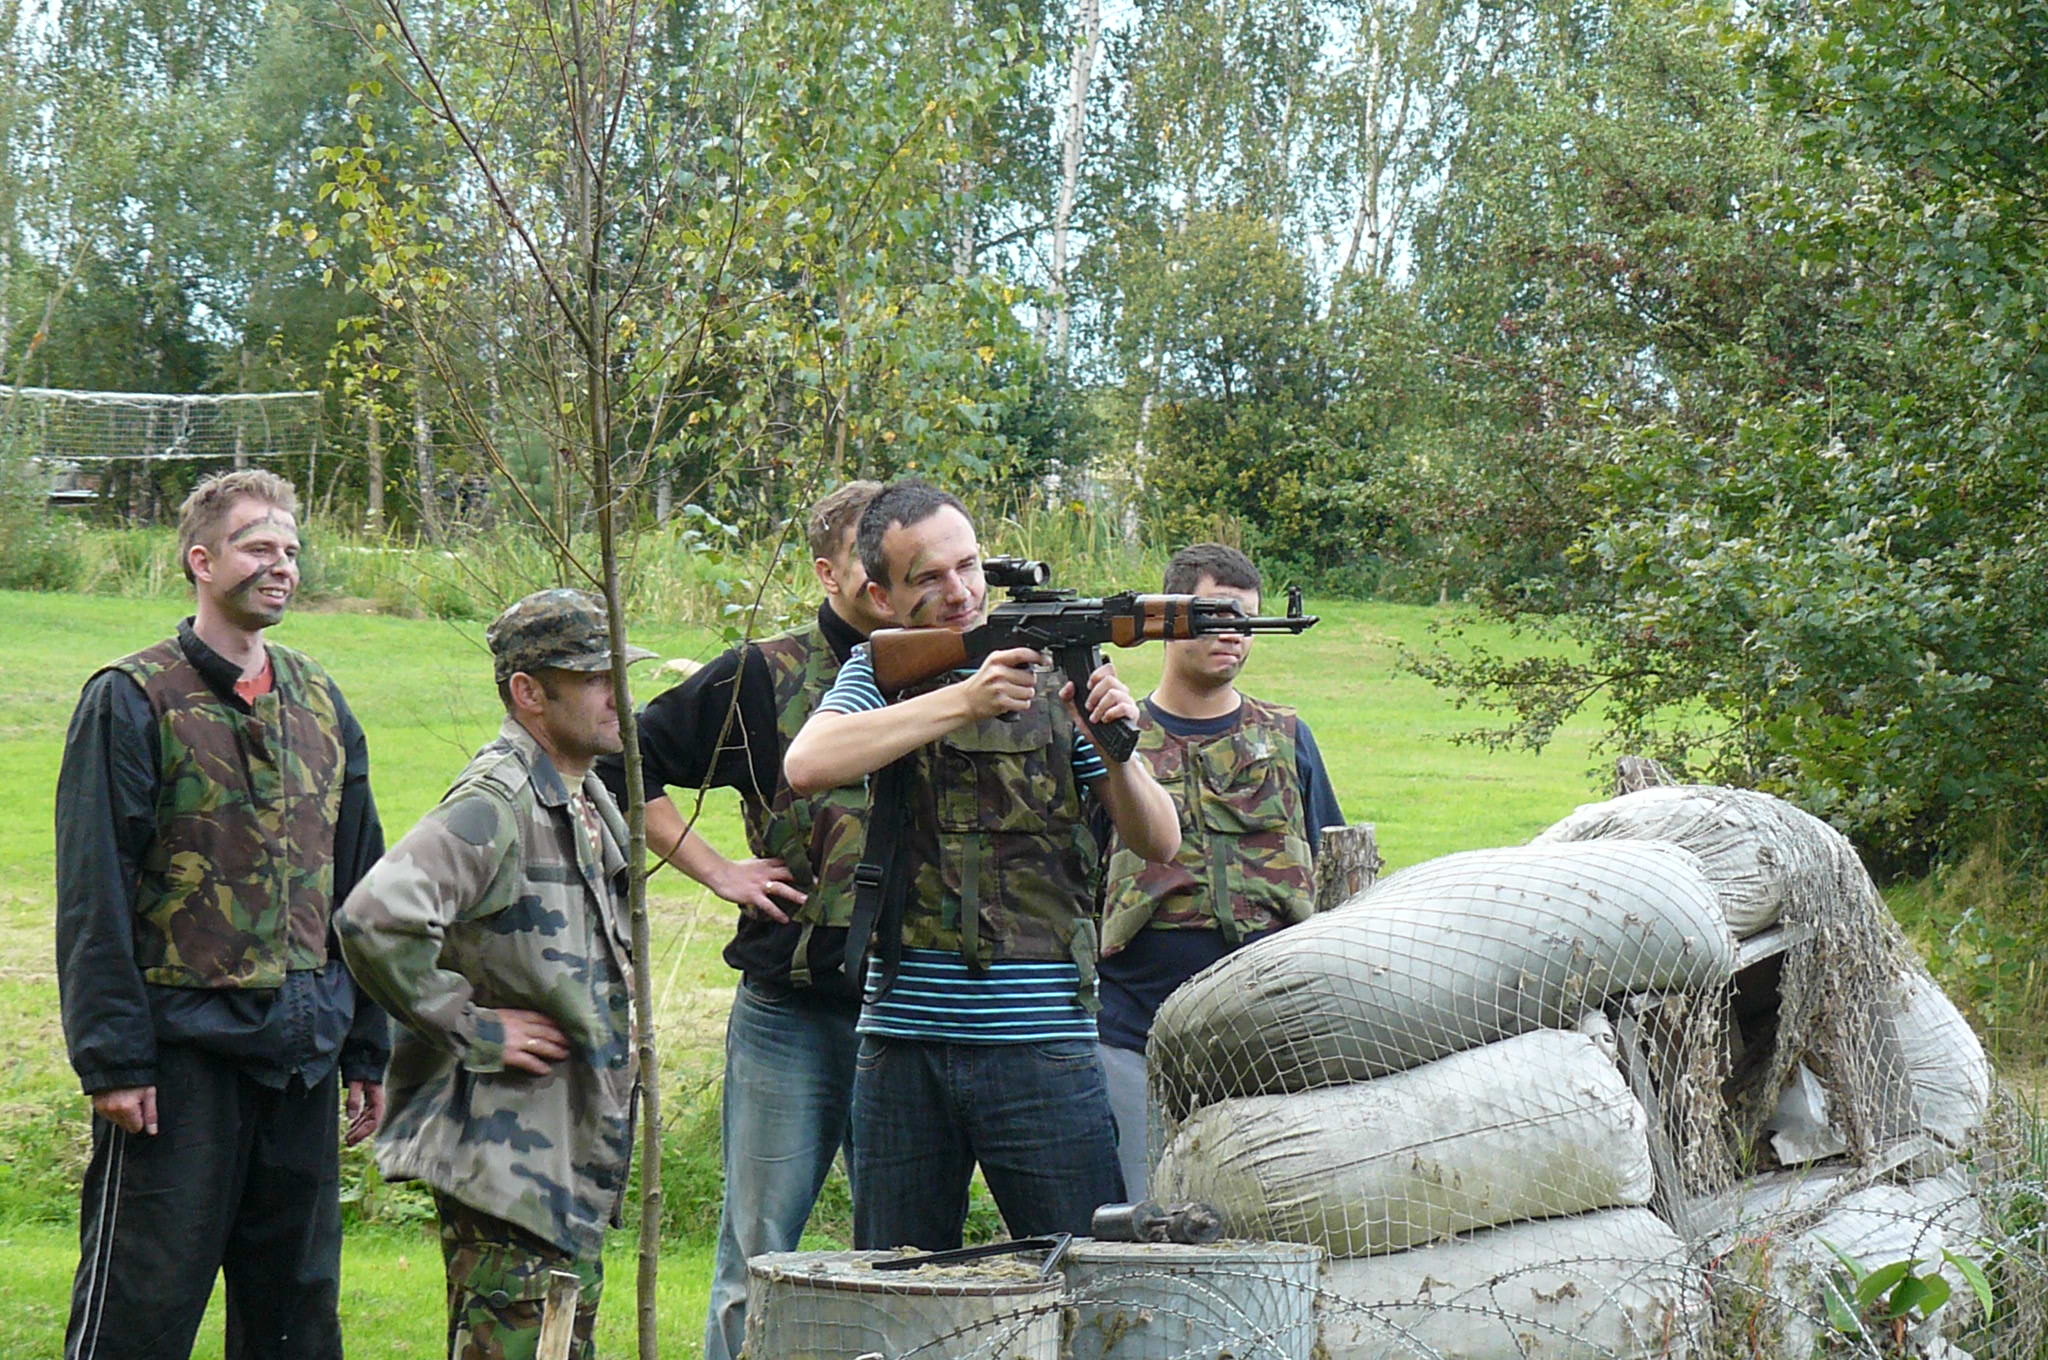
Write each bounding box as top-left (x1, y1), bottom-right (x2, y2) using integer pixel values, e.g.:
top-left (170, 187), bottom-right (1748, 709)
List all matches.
top-left (1, 384), bottom-right (323, 517)
top-left (743, 781), bottom-right (2046, 1359)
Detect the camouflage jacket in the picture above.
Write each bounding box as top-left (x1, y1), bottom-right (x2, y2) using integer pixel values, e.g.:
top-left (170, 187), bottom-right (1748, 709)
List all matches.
top-left (742, 621), bottom-right (868, 986)
top-left (338, 718), bottom-right (637, 1257)
top-left (1101, 696), bottom-right (1314, 954)
top-left (108, 637), bottom-right (343, 988)
top-left (897, 669), bottom-right (1103, 986)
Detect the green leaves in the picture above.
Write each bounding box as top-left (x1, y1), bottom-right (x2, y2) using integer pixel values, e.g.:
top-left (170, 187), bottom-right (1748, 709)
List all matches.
top-left (1819, 1238), bottom-right (1992, 1346)
top-left (1410, 0), bottom-right (2048, 864)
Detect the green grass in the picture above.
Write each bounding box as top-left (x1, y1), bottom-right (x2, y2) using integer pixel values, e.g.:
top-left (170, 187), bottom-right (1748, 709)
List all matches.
top-left (0, 587), bottom-right (1625, 1357)
top-left (0, 1221), bottom-right (719, 1360)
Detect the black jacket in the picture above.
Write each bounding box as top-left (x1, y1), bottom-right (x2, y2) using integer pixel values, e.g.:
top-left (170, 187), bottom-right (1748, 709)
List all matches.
top-left (598, 602), bottom-right (865, 986)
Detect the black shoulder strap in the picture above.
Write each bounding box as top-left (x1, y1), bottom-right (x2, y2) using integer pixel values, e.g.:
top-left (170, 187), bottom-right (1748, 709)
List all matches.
top-left (843, 754), bottom-right (916, 1003)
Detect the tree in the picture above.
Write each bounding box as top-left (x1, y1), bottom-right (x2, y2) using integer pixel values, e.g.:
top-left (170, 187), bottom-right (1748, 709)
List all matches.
top-left (1416, 0), bottom-right (2048, 861)
top-left (2, 1), bottom-right (385, 399)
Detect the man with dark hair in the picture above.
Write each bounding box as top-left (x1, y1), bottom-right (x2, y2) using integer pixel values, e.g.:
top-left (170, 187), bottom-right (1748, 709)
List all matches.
top-left (55, 469), bottom-right (387, 1360)
top-left (1096, 542), bottom-right (1344, 1196)
top-left (596, 481), bottom-right (884, 1360)
top-left (785, 479), bottom-right (1180, 1251)
top-left (339, 588), bottom-right (652, 1360)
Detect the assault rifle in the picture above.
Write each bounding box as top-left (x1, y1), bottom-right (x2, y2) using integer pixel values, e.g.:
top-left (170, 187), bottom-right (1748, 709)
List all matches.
top-left (866, 556), bottom-right (1319, 762)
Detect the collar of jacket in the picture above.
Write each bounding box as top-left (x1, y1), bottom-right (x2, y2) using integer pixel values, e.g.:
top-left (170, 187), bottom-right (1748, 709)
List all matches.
top-left (814, 598), bottom-right (866, 664)
top-left (495, 714), bottom-right (577, 807)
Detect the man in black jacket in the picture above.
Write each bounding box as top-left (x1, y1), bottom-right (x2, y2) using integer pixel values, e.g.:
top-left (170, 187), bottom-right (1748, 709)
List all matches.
top-left (599, 481), bottom-right (882, 1360)
top-left (55, 470), bottom-right (387, 1360)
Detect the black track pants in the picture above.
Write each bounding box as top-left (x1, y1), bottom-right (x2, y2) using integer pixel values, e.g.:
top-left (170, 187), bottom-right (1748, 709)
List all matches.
top-left (66, 1045), bottom-right (344, 1360)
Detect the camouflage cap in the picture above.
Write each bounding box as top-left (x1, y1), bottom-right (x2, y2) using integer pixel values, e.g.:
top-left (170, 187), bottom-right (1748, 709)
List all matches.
top-left (487, 589), bottom-right (656, 682)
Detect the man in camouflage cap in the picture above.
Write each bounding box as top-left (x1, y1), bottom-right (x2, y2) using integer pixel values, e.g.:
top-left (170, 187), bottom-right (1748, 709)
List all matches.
top-left (339, 588), bottom-right (649, 1360)
top-left (55, 468), bottom-right (388, 1360)
top-left (1094, 543), bottom-right (1345, 1196)
top-left (783, 480), bottom-right (1180, 1251)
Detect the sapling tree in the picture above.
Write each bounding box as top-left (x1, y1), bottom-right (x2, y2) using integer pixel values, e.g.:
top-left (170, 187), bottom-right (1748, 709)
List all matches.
top-left (306, 0), bottom-right (1043, 1350)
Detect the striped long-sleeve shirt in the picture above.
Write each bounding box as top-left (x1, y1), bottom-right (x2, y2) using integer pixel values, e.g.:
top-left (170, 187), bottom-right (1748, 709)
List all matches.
top-left (817, 644), bottom-right (1104, 1043)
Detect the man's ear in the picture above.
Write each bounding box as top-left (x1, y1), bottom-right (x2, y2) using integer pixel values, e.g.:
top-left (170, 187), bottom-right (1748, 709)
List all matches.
top-left (507, 671), bottom-right (546, 715)
top-left (812, 555), bottom-right (838, 594)
top-left (863, 577), bottom-right (899, 623)
top-left (186, 542), bottom-right (214, 585)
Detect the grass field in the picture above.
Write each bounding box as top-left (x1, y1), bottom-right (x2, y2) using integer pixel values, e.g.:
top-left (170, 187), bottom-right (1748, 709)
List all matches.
top-left (0, 586), bottom-right (1621, 1358)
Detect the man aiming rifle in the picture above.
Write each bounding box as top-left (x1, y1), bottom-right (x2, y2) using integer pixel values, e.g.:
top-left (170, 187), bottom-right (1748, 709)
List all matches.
top-left (783, 481), bottom-right (1180, 1250)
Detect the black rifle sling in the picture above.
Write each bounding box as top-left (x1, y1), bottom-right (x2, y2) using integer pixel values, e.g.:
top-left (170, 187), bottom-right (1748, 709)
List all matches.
top-left (845, 753), bottom-right (915, 1003)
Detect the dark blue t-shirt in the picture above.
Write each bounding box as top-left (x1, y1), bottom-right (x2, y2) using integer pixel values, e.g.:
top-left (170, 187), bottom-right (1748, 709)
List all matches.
top-left (1096, 698), bottom-right (1344, 1053)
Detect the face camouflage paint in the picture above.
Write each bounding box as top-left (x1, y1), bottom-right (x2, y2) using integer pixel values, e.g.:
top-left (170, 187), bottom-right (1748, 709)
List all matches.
top-left (227, 565), bottom-right (274, 599)
top-left (229, 512), bottom-right (295, 544)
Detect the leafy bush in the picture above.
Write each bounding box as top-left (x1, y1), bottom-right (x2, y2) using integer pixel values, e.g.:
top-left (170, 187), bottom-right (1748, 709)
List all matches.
top-left (0, 451), bottom-right (85, 592)
top-left (21, 489), bottom-right (1189, 628)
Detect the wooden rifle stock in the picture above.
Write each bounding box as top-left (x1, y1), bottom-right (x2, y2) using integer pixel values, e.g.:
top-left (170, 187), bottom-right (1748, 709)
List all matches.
top-left (869, 627), bottom-right (975, 695)
top-left (1108, 595), bottom-right (1206, 646)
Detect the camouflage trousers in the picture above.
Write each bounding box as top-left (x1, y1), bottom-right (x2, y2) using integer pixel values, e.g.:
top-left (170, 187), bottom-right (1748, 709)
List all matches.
top-left (435, 1190), bottom-right (604, 1360)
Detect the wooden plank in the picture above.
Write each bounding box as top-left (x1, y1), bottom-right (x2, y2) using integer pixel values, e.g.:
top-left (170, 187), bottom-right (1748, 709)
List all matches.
top-left (1734, 921), bottom-right (1816, 970)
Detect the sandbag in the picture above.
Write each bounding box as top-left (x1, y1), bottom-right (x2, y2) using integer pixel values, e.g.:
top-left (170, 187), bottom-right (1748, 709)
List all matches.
top-left (1151, 1030), bottom-right (1654, 1257)
top-left (1533, 784), bottom-right (1844, 939)
top-left (1318, 1208), bottom-right (1705, 1360)
top-left (1698, 1167), bottom-right (1989, 1358)
top-left (1150, 842), bottom-right (1732, 1119)
top-left (1892, 969), bottom-right (1993, 1149)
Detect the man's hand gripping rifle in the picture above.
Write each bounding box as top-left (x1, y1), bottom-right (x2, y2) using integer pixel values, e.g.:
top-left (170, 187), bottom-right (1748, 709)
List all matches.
top-left (867, 556), bottom-right (1320, 762)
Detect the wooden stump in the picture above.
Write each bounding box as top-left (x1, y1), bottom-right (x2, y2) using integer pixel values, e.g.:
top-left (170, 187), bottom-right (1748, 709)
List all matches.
top-left (1613, 754), bottom-right (1677, 795)
top-left (537, 1269), bottom-right (583, 1360)
top-left (1313, 822), bottom-right (1383, 913)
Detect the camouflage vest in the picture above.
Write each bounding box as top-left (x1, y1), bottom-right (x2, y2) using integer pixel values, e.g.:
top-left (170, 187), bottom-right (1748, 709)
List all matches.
top-left (109, 638), bottom-right (345, 989)
top-left (1101, 696), bottom-right (1313, 955)
top-left (897, 670), bottom-right (1103, 998)
top-left (740, 621), bottom-right (868, 986)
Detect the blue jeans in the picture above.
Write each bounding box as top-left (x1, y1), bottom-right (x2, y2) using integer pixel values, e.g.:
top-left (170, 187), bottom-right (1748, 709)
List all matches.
top-left (702, 978), bottom-right (860, 1360)
top-left (1097, 1041), bottom-right (1152, 1199)
top-left (850, 1035), bottom-right (1126, 1251)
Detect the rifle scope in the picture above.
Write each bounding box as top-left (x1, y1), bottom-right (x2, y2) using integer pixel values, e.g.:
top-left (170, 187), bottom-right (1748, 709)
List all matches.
top-left (983, 556), bottom-right (1053, 589)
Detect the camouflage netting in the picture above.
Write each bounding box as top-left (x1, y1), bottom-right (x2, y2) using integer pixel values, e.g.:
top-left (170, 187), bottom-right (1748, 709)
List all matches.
top-left (1535, 784), bottom-right (1923, 1166)
top-left (1318, 1208), bottom-right (1705, 1359)
top-left (1153, 1029), bottom-right (1657, 1254)
top-left (745, 779), bottom-right (2048, 1359)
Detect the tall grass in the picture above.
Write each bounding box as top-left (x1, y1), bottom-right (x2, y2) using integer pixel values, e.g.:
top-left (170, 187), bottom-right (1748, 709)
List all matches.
top-left (1891, 837), bottom-right (2048, 1068)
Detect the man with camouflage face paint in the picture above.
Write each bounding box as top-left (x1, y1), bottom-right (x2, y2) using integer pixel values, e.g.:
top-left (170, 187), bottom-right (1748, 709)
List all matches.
top-left (339, 589), bottom-right (651, 1360)
top-left (55, 469), bottom-right (388, 1360)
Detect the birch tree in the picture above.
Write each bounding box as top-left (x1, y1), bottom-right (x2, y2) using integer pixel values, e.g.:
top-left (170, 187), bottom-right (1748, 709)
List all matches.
top-left (1047, 0), bottom-right (1104, 363)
